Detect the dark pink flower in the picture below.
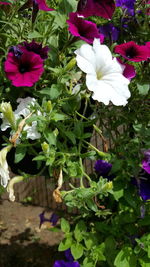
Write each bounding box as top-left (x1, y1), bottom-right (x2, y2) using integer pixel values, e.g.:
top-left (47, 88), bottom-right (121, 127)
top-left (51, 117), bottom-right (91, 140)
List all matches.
top-left (23, 40), bottom-right (49, 59)
top-left (4, 47), bottom-right (44, 87)
top-left (77, 0), bottom-right (115, 19)
top-left (117, 58), bottom-right (136, 80)
top-left (19, 0), bottom-right (54, 23)
top-left (67, 12), bottom-right (104, 44)
top-left (0, 1), bottom-right (11, 4)
top-left (19, 0), bottom-right (54, 11)
top-left (146, 42), bottom-right (150, 57)
top-left (35, 0), bottom-right (53, 11)
top-left (114, 41), bottom-right (149, 62)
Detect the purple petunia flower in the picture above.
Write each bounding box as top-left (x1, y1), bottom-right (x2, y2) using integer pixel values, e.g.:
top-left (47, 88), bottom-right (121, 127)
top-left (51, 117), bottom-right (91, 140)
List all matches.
top-left (142, 150), bottom-right (150, 174)
top-left (67, 12), bottom-right (104, 44)
top-left (136, 176), bottom-right (150, 201)
top-left (39, 211), bottom-right (59, 228)
top-left (77, 0), bottom-right (115, 19)
top-left (23, 40), bottom-right (49, 60)
top-left (53, 261), bottom-right (80, 267)
top-left (98, 23), bottom-right (119, 42)
top-left (4, 46), bottom-right (44, 87)
top-left (116, 0), bottom-right (136, 15)
top-left (94, 160), bottom-right (112, 177)
top-left (114, 41), bottom-right (149, 62)
top-left (53, 249), bottom-right (80, 267)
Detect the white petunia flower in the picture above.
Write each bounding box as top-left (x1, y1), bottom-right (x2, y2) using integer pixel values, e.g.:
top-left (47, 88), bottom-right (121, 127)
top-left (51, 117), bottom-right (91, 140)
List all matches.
top-left (0, 145), bottom-right (12, 187)
top-left (7, 176), bottom-right (24, 202)
top-left (75, 38), bottom-right (130, 106)
top-left (0, 97), bottom-right (41, 140)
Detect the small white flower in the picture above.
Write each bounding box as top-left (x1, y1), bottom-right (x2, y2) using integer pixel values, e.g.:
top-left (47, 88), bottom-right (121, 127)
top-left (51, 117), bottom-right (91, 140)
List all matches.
top-left (0, 97), bottom-right (41, 140)
top-left (75, 38), bottom-right (130, 106)
top-left (0, 145), bottom-right (12, 187)
top-left (15, 97), bottom-right (36, 117)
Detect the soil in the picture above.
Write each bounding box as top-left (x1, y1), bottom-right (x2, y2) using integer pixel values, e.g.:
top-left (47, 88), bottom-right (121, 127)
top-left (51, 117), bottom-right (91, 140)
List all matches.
top-left (0, 200), bottom-right (64, 267)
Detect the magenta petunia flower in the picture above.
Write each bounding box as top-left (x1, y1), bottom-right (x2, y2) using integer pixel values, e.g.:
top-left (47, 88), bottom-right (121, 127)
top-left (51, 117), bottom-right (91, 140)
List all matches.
top-left (77, 0), bottom-right (115, 19)
top-left (67, 12), bottom-right (104, 44)
top-left (19, 0), bottom-right (54, 23)
top-left (4, 47), bottom-right (44, 87)
top-left (146, 42), bottom-right (150, 57)
top-left (117, 58), bottom-right (136, 80)
top-left (0, 1), bottom-right (11, 4)
top-left (19, 0), bottom-right (54, 11)
top-left (114, 41), bottom-right (149, 62)
top-left (23, 40), bottom-right (49, 59)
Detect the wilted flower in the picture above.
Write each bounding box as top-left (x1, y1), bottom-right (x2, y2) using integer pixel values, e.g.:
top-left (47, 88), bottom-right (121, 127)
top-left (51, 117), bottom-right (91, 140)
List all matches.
top-left (75, 38), bottom-right (130, 106)
top-left (23, 40), bottom-right (50, 60)
top-left (0, 145), bottom-right (12, 187)
top-left (7, 176), bottom-right (24, 201)
top-left (67, 12), bottom-right (104, 44)
top-left (114, 41), bottom-right (149, 62)
top-left (77, 0), bottom-right (115, 19)
top-left (39, 211), bottom-right (59, 228)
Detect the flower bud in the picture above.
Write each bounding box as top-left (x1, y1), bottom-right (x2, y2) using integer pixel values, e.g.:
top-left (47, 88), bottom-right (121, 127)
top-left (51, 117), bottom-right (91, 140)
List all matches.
top-left (65, 58), bottom-right (76, 71)
top-left (0, 102), bottom-right (16, 130)
top-left (41, 142), bottom-right (49, 154)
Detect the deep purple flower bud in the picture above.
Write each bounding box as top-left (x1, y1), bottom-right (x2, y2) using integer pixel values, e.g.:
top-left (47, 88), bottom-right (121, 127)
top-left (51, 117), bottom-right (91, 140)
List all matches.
top-left (23, 40), bottom-right (50, 59)
top-left (94, 160), bottom-right (112, 177)
top-left (98, 23), bottom-right (119, 42)
top-left (9, 46), bottom-right (23, 58)
top-left (142, 150), bottom-right (150, 174)
top-left (65, 249), bottom-right (74, 262)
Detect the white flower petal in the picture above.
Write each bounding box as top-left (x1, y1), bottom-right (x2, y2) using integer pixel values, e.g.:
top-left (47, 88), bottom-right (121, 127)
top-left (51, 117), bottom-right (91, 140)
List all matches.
top-left (75, 44), bottom-right (96, 74)
top-left (15, 97), bottom-right (36, 117)
top-left (75, 38), bottom-right (131, 106)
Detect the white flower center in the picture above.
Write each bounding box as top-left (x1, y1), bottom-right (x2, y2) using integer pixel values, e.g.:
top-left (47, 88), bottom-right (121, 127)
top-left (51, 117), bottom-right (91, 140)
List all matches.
top-left (96, 70), bottom-right (103, 80)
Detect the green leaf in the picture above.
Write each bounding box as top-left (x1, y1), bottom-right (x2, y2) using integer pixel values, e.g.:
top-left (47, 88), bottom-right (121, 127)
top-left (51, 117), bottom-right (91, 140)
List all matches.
top-left (33, 155), bottom-right (46, 161)
top-left (51, 112), bottom-right (68, 122)
top-left (83, 257), bottom-right (94, 267)
top-left (71, 243), bottom-right (84, 260)
top-left (15, 146), bottom-right (27, 163)
top-left (58, 237), bottom-right (72, 251)
top-left (139, 257), bottom-right (150, 267)
top-left (137, 84), bottom-right (150, 95)
top-left (74, 221), bottom-right (86, 242)
top-left (28, 31), bottom-right (42, 38)
top-left (114, 246), bottom-right (137, 267)
top-left (44, 131), bottom-right (57, 145)
top-left (61, 218), bottom-right (70, 233)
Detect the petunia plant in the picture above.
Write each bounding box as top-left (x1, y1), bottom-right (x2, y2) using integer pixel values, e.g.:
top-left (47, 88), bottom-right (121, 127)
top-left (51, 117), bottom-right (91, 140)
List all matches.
top-left (0, 0), bottom-right (150, 266)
